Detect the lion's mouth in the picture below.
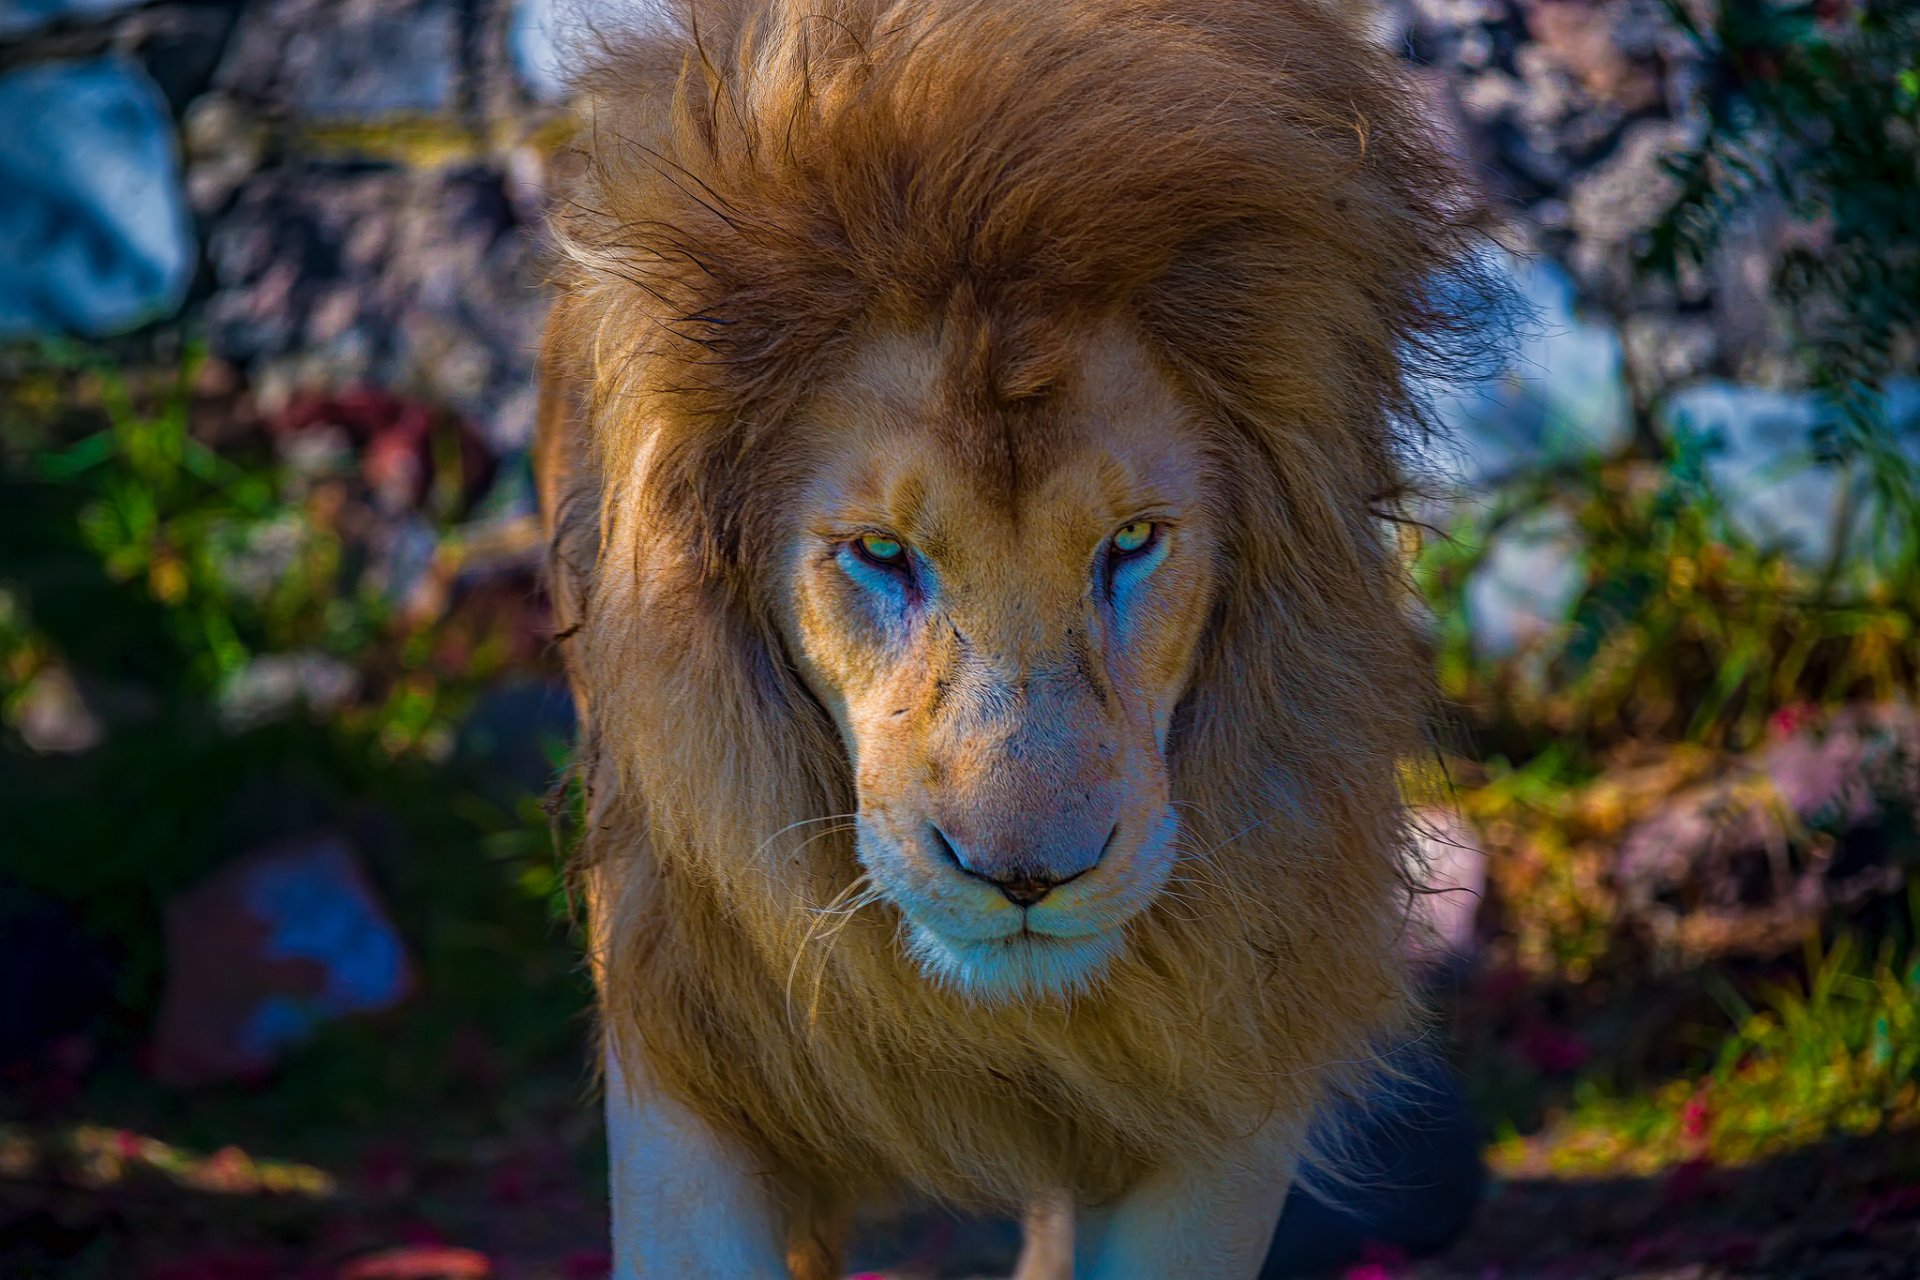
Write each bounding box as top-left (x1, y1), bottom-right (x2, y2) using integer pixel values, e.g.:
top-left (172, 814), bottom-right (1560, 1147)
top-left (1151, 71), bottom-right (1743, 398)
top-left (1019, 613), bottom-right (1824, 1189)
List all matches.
top-left (904, 919), bottom-right (1126, 1002)
top-left (852, 805), bottom-right (1182, 1000)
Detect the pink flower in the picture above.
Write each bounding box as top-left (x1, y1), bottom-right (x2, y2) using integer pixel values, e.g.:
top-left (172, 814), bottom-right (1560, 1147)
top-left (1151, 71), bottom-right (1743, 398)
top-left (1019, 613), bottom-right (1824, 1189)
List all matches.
top-left (1769, 703), bottom-right (1817, 738)
top-left (1680, 1092), bottom-right (1713, 1142)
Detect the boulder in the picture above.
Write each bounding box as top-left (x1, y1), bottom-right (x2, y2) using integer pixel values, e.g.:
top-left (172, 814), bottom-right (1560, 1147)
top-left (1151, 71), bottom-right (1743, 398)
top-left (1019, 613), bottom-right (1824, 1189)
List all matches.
top-left (152, 834), bottom-right (415, 1085)
top-left (213, 0), bottom-right (463, 119)
top-left (1617, 703), bottom-right (1920, 964)
top-left (204, 164), bottom-right (548, 452)
top-left (0, 0), bottom-right (144, 38)
top-left (0, 57), bottom-right (194, 337)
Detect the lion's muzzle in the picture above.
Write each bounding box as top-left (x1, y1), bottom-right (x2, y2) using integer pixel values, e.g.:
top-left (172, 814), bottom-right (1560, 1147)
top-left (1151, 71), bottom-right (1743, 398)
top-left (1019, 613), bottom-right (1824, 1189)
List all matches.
top-left (925, 815), bottom-right (1114, 906)
top-left (918, 656), bottom-right (1127, 906)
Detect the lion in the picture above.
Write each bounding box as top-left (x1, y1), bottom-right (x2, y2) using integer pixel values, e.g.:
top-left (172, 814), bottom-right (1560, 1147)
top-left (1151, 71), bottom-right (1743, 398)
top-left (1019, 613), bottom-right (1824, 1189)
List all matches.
top-left (535, 1), bottom-right (1495, 1275)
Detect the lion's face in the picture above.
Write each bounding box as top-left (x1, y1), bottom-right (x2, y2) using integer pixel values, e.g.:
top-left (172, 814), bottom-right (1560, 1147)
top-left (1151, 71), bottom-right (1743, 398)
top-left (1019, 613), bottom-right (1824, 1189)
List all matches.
top-left (775, 321), bottom-right (1220, 1001)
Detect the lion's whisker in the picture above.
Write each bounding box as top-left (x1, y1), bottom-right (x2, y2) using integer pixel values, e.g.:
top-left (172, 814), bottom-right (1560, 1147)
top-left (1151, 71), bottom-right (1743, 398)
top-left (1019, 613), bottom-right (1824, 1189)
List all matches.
top-left (785, 869), bottom-right (880, 1034)
top-left (1149, 882), bottom-right (1208, 927)
top-left (803, 882), bottom-right (887, 1024)
top-left (754, 812), bottom-right (860, 862)
top-left (1167, 851), bottom-right (1262, 947)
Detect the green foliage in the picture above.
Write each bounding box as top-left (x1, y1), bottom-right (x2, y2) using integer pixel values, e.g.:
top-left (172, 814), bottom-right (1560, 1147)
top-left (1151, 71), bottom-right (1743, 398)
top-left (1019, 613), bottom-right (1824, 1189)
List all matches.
top-left (1428, 0), bottom-right (1920, 767)
top-left (1493, 899), bottom-right (1920, 1176)
top-left (1420, 5), bottom-right (1920, 1006)
top-left (1423, 1), bottom-right (1920, 771)
top-left (0, 352), bottom-right (584, 1129)
top-left (1419, 439), bottom-right (1917, 759)
top-left (1647, 0), bottom-right (1920, 583)
top-left (5, 350), bottom-right (408, 723)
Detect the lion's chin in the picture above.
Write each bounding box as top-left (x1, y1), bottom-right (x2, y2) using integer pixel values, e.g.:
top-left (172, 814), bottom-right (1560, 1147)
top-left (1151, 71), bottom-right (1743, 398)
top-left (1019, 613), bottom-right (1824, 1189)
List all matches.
top-left (905, 922), bottom-right (1124, 1003)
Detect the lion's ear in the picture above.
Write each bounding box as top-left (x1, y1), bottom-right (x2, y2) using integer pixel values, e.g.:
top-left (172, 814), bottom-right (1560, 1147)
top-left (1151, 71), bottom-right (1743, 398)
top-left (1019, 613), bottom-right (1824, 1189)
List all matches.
top-left (535, 303), bottom-right (602, 641)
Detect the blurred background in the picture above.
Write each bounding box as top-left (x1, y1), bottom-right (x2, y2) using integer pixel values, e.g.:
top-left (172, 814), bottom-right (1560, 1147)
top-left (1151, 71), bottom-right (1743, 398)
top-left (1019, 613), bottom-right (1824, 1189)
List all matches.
top-left (0, 1), bottom-right (1916, 1277)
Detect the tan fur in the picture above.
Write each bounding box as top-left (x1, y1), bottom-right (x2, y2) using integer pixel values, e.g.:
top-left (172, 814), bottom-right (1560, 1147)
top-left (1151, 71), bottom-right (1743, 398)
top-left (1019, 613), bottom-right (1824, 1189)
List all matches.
top-left (538, 1), bottom-right (1497, 1272)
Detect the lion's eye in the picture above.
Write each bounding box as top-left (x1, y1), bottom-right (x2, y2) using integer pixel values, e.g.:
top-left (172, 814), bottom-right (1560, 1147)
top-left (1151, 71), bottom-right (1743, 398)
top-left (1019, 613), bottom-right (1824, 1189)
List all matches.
top-left (853, 533), bottom-right (908, 569)
top-left (1110, 521), bottom-right (1157, 558)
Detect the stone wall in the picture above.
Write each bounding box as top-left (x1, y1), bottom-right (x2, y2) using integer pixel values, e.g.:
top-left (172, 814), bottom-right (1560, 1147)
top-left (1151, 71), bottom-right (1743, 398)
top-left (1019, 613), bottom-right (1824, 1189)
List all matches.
top-left (0, 1), bottom-right (1837, 502)
top-left (1, 0), bottom-right (563, 452)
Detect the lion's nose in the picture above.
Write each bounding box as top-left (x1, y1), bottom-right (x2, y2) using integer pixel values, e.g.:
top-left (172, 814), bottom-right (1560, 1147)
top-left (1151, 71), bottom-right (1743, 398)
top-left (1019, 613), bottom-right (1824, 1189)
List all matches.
top-left (927, 823), bottom-right (1113, 906)
top-left (992, 871), bottom-right (1072, 907)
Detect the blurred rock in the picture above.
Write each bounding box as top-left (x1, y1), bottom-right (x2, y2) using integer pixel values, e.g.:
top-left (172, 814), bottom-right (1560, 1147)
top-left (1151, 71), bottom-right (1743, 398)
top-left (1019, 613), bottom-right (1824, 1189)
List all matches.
top-left (1526, 0), bottom-right (1663, 114)
top-left (1664, 378), bottom-right (1920, 567)
top-left (510, 0), bottom-right (668, 102)
top-left (510, 0), bottom-right (577, 104)
top-left (215, 652), bottom-right (360, 731)
top-left (1564, 119), bottom-right (1695, 301)
top-left (1415, 250), bottom-right (1628, 657)
top-left (1617, 703), bottom-right (1920, 965)
top-left (1425, 252), bottom-right (1632, 483)
top-left (181, 92), bottom-right (271, 212)
top-left (1462, 508), bottom-right (1586, 660)
top-left (0, 57), bottom-right (194, 337)
top-left (1623, 312), bottom-right (1718, 388)
top-left (1392, 0), bottom-right (1801, 391)
top-left (214, 0), bottom-right (462, 119)
top-left (11, 664), bottom-right (106, 754)
top-left (1417, 256), bottom-right (1919, 658)
top-left (152, 835), bottom-right (414, 1086)
top-left (205, 164), bottom-right (547, 451)
top-left (0, 0), bottom-right (142, 38)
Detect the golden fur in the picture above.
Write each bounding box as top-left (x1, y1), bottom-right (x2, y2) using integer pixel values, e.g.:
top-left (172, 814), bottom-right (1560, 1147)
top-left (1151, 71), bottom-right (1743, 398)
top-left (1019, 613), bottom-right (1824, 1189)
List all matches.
top-left (538, 0), bottom-right (1496, 1272)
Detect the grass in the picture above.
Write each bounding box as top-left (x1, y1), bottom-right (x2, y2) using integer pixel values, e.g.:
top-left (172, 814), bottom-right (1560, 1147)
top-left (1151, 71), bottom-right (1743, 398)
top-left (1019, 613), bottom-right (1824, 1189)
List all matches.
top-left (1491, 911), bottom-right (1920, 1179)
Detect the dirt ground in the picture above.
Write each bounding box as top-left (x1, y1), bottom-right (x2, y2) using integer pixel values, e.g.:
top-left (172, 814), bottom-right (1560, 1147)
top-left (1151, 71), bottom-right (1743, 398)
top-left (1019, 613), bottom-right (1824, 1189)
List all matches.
top-left (4, 1084), bottom-right (1916, 1280)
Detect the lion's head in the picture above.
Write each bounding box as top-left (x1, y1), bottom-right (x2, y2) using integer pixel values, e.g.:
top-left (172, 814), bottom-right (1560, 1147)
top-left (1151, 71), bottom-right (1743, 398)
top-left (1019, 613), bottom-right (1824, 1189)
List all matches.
top-left (776, 319), bottom-right (1220, 999)
top-left (540, 0), bottom-right (1500, 1212)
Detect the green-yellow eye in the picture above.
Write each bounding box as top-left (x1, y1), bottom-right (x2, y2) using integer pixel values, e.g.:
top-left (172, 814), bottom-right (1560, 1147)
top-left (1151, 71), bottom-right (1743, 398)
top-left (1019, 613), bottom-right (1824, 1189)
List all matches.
top-left (1112, 521), bottom-right (1155, 556)
top-left (855, 533), bottom-right (906, 566)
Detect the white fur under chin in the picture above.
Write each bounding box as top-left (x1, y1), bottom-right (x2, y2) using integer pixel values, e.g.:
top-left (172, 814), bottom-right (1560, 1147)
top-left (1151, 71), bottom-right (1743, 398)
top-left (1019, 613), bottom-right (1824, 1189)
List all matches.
top-left (907, 921), bottom-right (1126, 1002)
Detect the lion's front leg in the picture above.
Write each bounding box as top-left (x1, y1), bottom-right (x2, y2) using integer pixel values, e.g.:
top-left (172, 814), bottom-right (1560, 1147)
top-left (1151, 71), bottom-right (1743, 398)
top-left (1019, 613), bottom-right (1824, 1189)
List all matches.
top-left (1012, 1193), bottom-right (1075, 1280)
top-left (1073, 1133), bottom-right (1297, 1280)
top-left (605, 1054), bottom-right (792, 1279)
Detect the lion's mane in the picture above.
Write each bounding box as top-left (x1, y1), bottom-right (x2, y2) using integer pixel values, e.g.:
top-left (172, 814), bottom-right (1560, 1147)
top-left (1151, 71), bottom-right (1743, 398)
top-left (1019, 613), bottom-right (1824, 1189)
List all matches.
top-left (538, 0), bottom-right (1496, 1255)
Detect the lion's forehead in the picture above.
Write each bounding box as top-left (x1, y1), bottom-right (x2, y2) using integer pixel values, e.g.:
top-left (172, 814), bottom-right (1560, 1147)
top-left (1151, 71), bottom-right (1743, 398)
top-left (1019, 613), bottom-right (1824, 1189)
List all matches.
top-left (801, 319), bottom-right (1213, 560)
